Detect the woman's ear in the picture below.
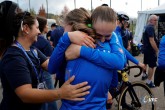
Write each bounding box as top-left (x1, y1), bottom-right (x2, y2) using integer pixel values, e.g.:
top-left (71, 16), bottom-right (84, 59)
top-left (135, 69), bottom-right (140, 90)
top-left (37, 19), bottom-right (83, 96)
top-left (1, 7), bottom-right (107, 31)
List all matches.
top-left (22, 24), bottom-right (29, 34)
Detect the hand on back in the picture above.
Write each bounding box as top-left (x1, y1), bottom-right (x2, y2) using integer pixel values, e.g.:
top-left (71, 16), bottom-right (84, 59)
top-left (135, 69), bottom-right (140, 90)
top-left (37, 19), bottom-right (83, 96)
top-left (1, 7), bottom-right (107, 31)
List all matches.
top-left (59, 75), bottom-right (91, 101)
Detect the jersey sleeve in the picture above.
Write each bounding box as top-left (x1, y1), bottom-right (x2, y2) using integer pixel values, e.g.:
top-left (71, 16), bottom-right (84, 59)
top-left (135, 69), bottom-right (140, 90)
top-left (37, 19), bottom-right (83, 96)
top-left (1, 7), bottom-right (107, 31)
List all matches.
top-left (146, 26), bottom-right (154, 38)
top-left (48, 32), bottom-right (71, 74)
top-left (80, 32), bottom-right (124, 70)
top-left (114, 31), bottom-right (139, 65)
top-left (113, 31), bottom-right (139, 65)
top-left (124, 48), bottom-right (139, 65)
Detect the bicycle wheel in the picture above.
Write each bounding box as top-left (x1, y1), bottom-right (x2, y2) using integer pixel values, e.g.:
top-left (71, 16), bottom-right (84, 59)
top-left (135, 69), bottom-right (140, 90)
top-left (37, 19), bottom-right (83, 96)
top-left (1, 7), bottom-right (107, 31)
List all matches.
top-left (118, 81), bottom-right (156, 110)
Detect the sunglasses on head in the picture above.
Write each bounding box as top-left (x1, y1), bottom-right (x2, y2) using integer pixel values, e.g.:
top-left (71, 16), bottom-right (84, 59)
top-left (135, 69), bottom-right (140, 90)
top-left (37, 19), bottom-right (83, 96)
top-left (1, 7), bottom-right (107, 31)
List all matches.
top-left (21, 11), bottom-right (30, 31)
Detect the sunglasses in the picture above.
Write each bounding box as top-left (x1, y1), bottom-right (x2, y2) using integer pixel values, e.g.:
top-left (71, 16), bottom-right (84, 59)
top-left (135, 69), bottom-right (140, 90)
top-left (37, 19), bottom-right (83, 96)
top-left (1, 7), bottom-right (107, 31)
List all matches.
top-left (96, 33), bottom-right (112, 38)
top-left (21, 11), bottom-right (30, 31)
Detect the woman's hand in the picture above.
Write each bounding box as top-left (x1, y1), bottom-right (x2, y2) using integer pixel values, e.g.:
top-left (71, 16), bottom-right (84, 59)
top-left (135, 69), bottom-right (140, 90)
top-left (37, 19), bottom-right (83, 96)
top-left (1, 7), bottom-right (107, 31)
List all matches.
top-left (127, 45), bottom-right (131, 51)
top-left (65, 44), bottom-right (81, 60)
top-left (107, 91), bottom-right (113, 104)
top-left (58, 75), bottom-right (91, 101)
top-left (68, 31), bottom-right (95, 48)
top-left (138, 62), bottom-right (146, 71)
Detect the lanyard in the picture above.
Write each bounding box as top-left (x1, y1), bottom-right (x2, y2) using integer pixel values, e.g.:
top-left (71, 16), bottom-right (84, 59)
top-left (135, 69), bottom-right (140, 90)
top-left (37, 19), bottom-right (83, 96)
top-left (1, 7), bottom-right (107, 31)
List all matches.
top-left (15, 41), bottom-right (40, 82)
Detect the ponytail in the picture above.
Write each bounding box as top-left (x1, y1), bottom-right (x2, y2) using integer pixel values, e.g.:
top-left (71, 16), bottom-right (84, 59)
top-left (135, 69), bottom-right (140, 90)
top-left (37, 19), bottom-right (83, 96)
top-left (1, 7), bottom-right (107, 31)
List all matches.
top-left (0, 38), bottom-right (13, 58)
top-left (0, 1), bottom-right (19, 57)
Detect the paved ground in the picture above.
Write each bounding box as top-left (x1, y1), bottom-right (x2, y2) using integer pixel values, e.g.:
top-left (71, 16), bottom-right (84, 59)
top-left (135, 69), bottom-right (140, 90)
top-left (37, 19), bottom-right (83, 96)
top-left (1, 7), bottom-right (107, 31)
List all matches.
top-left (110, 54), bottom-right (165, 110)
top-left (0, 54), bottom-right (165, 109)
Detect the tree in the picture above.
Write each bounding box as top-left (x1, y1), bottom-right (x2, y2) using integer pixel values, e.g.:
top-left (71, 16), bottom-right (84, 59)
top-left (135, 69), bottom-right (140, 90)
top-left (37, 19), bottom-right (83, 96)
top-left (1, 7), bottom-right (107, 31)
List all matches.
top-left (38, 4), bottom-right (46, 18)
top-left (61, 5), bottom-right (69, 18)
top-left (30, 8), bottom-right (36, 16)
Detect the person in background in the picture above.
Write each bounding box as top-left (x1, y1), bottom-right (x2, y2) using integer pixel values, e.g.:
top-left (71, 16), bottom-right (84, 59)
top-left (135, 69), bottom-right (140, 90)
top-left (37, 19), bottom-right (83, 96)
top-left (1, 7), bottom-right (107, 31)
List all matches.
top-left (0, 1), bottom-right (91, 110)
top-left (142, 14), bottom-right (159, 88)
top-left (126, 21), bottom-right (133, 45)
top-left (118, 14), bottom-right (131, 51)
top-left (154, 35), bottom-right (165, 95)
top-left (49, 22), bottom-right (65, 87)
top-left (101, 3), bottom-right (109, 6)
top-left (123, 21), bottom-right (132, 51)
top-left (33, 16), bottom-right (57, 110)
top-left (50, 26), bottom-right (64, 47)
top-left (46, 23), bottom-right (57, 41)
top-left (50, 16), bottom-right (65, 47)
top-left (115, 13), bottom-right (145, 69)
top-left (48, 6), bottom-right (124, 110)
top-left (106, 13), bottom-right (145, 109)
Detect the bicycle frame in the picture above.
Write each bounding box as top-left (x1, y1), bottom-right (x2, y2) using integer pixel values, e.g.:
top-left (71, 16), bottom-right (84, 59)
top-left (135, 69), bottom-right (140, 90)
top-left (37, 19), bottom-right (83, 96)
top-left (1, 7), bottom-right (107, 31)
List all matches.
top-left (124, 82), bottom-right (142, 107)
top-left (116, 66), bottom-right (143, 108)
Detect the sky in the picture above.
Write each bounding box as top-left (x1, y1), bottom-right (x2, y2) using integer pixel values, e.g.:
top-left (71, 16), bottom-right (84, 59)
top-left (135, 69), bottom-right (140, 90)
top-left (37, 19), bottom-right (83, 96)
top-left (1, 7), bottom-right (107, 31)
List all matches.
top-left (1, 0), bottom-right (165, 18)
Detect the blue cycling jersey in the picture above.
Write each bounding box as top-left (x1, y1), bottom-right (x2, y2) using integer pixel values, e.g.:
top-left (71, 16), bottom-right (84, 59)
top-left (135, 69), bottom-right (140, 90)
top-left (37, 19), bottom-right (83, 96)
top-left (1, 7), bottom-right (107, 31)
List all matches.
top-left (109, 26), bottom-right (139, 90)
top-left (48, 32), bottom-right (124, 110)
top-left (115, 26), bottom-right (139, 65)
top-left (158, 36), bottom-right (165, 69)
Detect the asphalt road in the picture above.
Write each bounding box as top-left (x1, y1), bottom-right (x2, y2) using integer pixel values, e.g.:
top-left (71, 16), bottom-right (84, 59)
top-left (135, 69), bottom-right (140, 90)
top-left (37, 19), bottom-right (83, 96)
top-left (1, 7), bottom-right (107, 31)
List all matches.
top-left (0, 54), bottom-right (165, 110)
top-left (111, 54), bottom-right (165, 110)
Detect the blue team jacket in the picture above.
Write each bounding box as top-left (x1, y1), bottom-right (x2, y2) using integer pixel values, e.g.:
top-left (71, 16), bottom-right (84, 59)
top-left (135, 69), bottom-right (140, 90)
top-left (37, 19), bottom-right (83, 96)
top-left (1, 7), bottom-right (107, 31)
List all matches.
top-left (48, 32), bottom-right (124, 110)
top-left (115, 26), bottom-right (139, 65)
top-left (158, 36), bottom-right (165, 69)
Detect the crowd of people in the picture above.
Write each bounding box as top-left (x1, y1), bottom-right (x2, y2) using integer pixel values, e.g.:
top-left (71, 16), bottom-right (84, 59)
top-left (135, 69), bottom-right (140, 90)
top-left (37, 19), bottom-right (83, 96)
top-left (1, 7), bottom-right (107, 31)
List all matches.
top-left (0, 0), bottom-right (164, 110)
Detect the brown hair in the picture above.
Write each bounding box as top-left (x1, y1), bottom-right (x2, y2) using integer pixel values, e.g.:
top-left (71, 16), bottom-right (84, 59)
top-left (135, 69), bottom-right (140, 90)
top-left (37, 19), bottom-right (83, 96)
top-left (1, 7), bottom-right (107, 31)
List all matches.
top-left (0, 39), bottom-right (13, 58)
top-left (91, 6), bottom-right (117, 24)
top-left (64, 8), bottom-right (96, 39)
top-left (0, 1), bottom-right (20, 57)
top-left (0, 11), bottom-right (36, 58)
top-left (37, 16), bottom-right (47, 33)
top-left (13, 12), bottom-right (36, 38)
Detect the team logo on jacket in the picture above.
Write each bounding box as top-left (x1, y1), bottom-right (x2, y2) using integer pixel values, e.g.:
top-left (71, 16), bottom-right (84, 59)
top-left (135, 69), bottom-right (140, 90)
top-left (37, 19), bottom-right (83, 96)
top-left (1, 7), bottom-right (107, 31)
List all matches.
top-left (118, 48), bottom-right (124, 53)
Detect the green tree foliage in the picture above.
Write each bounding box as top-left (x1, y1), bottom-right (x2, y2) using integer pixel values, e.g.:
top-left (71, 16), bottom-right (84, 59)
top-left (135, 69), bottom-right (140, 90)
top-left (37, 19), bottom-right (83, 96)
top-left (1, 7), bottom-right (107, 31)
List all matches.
top-left (30, 8), bottom-right (36, 16)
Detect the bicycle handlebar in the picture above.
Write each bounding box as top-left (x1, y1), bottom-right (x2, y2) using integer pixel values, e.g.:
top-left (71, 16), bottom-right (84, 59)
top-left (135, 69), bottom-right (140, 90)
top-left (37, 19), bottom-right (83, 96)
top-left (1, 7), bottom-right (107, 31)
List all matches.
top-left (121, 65), bottom-right (143, 77)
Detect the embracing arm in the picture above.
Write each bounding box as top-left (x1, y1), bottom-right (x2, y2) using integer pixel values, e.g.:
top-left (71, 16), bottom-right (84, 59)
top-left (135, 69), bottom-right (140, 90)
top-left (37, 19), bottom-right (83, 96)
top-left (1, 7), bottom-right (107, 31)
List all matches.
top-left (66, 32), bottom-right (125, 70)
top-left (48, 31), bottom-right (95, 74)
top-left (48, 32), bottom-right (71, 74)
top-left (4, 53), bottom-right (90, 103)
top-left (80, 45), bottom-right (124, 70)
top-left (15, 76), bottom-right (91, 103)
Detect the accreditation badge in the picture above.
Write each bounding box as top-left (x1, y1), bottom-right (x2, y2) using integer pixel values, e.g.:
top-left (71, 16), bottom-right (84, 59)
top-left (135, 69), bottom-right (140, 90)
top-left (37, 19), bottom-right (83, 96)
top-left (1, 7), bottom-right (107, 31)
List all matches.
top-left (37, 81), bottom-right (47, 89)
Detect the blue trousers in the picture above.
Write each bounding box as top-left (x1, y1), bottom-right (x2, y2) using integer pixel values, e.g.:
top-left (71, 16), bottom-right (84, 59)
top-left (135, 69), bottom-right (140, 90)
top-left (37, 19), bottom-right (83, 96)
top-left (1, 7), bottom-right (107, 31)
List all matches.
top-left (41, 71), bottom-right (58, 110)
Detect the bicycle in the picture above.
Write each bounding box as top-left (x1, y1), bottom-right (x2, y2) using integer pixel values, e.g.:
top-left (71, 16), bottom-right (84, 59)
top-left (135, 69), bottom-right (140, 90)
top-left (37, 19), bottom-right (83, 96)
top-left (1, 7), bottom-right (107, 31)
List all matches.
top-left (111, 65), bottom-right (156, 110)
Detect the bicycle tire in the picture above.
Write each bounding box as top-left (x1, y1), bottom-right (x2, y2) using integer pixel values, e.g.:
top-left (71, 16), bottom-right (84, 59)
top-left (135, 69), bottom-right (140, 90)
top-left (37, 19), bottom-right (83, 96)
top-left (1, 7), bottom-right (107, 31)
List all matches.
top-left (118, 81), bottom-right (156, 110)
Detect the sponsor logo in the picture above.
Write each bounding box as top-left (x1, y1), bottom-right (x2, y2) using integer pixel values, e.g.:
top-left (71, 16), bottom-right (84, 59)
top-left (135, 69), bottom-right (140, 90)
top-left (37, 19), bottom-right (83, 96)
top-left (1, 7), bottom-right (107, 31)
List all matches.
top-left (142, 95), bottom-right (157, 103)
